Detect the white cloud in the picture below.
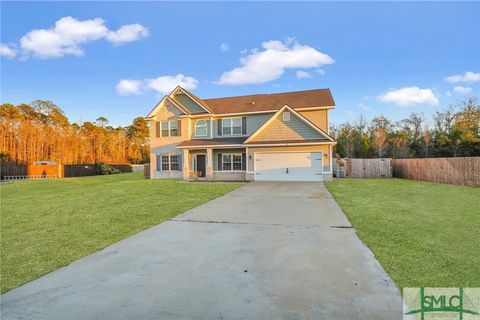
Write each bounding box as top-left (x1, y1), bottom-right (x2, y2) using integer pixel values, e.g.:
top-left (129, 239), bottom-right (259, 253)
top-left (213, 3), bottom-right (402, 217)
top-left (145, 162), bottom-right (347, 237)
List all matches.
top-left (19, 16), bottom-right (148, 58)
top-left (315, 69), bottom-right (325, 75)
top-left (445, 71), bottom-right (480, 84)
top-left (0, 43), bottom-right (16, 58)
top-left (106, 24), bottom-right (149, 44)
top-left (217, 39), bottom-right (334, 85)
top-left (377, 86), bottom-right (439, 107)
top-left (220, 43), bottom-right (229, 52)
top-left (146, 74), bottom-right (198, 95)
top-left (346, 110), bottom-right (355, 116)
top-left (445, 91), bottom-right (452, 97)
top-left (296, 70), bottom-right (311, 79)
top-left (116, 74), bottom-right (198, 96)
top-left (116, 79), bottom-right (143, 95)
top-left (453, 86), bottom-right (472, 95)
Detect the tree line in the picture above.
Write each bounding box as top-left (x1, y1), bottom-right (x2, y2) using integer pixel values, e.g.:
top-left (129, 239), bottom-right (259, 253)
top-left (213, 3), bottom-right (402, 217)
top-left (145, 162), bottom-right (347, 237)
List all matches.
top-left (331, 98), bottom-right (480, 158)
top-left (0, 100), bottom-right (149, 164)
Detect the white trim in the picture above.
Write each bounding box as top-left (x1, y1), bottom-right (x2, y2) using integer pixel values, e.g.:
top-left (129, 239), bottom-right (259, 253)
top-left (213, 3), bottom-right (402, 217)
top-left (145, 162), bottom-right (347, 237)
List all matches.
top-left (213, 170), bottom-right (245, 173)
top-left (169, 86), bottom-right (212, 114)
top-left (245, 141), bottom-right (336, 147)
top-left (221, 117), bottom-right (243, 136)
top-left (246, 147), bottom-right (249, 172)
top-left (221, 153), bottom-right (243, 171)
top-left (244, 104), bottom-right (334, 143)
top-left (253, 150), bottom-right (324, 181)
top-left (160, 120), bottom-right (178, 137)
top-left (146, 95), bottom-right (189, 119)
top-left (212, 106), bottom-right (335, 117)
top-left (209, 117), bottom-right (213, 139)
top-left (244, 106), bottom-right (287, 143)
top-left (175, 106), bottom-right (335, 118)
top-left (194, 119), bottom-right (208, 137)
top-left (192, 153), bottom-right (207, 176)
top-left (177, 144), bottom-right (244, 149)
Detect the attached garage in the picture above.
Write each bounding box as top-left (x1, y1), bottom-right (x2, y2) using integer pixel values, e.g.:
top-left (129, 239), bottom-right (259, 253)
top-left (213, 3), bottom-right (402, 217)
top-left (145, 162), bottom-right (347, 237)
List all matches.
top-left (254, 152), bottom-right (323, 181)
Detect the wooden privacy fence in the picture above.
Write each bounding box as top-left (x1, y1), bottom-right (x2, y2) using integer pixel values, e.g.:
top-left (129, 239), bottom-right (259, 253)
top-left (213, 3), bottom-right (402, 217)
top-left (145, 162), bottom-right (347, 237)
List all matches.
top-left (392, 157), bottom-right (480, 187)
top-left (1, 162), bottom-right (133, 179)
top-left (1, 161), bottom-right (27, 180)
top-left (334, 158), bottom-right (392, 178)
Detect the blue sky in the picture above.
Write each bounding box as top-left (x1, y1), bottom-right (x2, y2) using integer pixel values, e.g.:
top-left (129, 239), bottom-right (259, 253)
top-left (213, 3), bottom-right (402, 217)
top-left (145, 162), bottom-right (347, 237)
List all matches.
top-left (1, 1), bottom-right (479, 127)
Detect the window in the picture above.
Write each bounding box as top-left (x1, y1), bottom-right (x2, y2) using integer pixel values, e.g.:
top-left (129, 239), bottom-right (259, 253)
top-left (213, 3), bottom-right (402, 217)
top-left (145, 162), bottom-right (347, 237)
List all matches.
top-left (222, 154), bottom-right (231, 171)
top-left (161, 155), bottom-right (170, 171)
top-left (170, 121), bottom-right (178, 136)
top-left (222, 153), bottom-right (242, 171)
top-left (222, 117), bottom-right (242, 135)
top-left (161, 121), bottom-right (169, 137)
top-left (283, 111), bottom-right (291, 122)
top-left (195, 120), bottom-right (207, 136)
top-left (170, 155), bottom-right (179, 171)
top-left (161, 120), bottom-right (179, 137)
top-left (159, 154), bottom-right (181, 171)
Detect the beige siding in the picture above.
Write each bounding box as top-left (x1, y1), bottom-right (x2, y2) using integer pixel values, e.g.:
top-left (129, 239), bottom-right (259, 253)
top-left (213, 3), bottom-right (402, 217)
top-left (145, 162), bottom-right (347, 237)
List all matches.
top-left (149, 102), bottom-right (187, 179)
top-left (298, 109), bottom-right (328, 132)
top-left (149, 102), bottom-right (188, 148)
top-left (251, 111), bottom-right (325, 142)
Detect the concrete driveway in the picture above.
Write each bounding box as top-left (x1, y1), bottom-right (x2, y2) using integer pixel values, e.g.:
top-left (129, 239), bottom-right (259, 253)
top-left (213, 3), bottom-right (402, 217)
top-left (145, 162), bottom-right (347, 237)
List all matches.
top-left (1, 182), bottom-right (402, 320)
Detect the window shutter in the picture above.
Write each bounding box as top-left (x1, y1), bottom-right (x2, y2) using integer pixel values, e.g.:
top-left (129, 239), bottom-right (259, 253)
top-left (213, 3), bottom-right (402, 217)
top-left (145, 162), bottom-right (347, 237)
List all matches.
top-left (178, 154), bottom-right (182, 171)
top-left (155, 122), bottom-right (160, 138)
top-left (242, 153), bottom-right (246, 171)
top-left (217, 153), bottom-right (222, 171)
top-left (242, 117), bottom-right (247, 135)
top-left (156, 155), bottom-right (161, 171)
top-left (177, 119), bottom-right (182, 136)
top-left (217, 119), bottom-right (222, 136)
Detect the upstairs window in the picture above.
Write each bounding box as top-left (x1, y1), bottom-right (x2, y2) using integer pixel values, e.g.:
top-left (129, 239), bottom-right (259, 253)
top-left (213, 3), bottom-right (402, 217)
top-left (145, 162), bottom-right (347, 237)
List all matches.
top-left (195, 120), bottom-right (208, 136)
top-left (222, 117), bottom-right (242, 135)
top-left (161, 120), bottom-right (179, 137)
top-left (161, 121), bottom-right (170, 137)
top-left (283, 111), bottom-right (291, 122)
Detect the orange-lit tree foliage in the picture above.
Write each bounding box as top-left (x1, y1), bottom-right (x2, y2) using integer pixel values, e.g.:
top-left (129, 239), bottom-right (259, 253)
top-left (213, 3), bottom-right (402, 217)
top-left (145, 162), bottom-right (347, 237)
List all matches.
top-left (0, 100), bottom-right (149, 164)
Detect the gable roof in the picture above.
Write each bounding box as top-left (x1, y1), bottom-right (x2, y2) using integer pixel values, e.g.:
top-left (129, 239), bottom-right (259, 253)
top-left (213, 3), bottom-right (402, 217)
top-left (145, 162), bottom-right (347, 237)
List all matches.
top-left (203, 88), bottom-right (335, 114)
top-left (146, 87), bottom-right (335, 119)
top-left (145, 95), bottom-right (188, 119)
top-left (245, 105), bottom-right (335, 143)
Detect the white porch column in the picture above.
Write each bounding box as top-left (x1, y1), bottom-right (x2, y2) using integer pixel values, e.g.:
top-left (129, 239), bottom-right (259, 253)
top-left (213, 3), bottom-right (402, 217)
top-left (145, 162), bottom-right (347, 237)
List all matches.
top-left (182, 149), bottom-right (190, 180)
top-left (206, 148), bottom-right (213, 180)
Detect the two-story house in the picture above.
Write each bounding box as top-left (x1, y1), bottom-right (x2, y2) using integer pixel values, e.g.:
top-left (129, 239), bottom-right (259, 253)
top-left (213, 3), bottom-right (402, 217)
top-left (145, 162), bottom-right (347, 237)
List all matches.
top-left (146, 86), bottom-right (336, 181)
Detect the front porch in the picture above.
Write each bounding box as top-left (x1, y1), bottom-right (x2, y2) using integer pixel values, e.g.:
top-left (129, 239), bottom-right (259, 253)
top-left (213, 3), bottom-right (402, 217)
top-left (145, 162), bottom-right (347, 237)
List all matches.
top-left (182, 148), bottom-right (248, 181)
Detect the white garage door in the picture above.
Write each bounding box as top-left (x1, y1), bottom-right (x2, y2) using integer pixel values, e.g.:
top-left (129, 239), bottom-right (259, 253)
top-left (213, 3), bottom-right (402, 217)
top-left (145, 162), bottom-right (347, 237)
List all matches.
top-left (254, 152), bottom-right (323, 181)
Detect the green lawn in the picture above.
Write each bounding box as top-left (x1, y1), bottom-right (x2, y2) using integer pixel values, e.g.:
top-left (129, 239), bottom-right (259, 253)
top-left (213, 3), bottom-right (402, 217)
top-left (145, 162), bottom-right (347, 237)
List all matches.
top-left (0, 173), bottom-right (240, 293)
top-left (325, 178), bottom-right (480, 289)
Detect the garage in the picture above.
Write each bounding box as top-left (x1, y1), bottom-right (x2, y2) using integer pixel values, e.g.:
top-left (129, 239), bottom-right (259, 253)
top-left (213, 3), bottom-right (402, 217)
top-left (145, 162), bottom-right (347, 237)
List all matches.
top-left (254, 152), bottom-right (323, 181)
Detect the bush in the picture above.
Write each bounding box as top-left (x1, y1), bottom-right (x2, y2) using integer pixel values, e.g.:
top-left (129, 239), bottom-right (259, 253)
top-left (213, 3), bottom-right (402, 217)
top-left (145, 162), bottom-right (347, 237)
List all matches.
top-left (95, 164), bottom-right (121, 175)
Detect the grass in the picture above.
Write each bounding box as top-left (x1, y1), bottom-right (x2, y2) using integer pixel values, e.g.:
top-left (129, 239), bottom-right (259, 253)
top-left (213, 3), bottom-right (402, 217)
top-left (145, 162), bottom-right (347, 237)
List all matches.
top-left (325, 178), bottom-right (480, 289)
top-left (0, 172), bottom-right (240, 293)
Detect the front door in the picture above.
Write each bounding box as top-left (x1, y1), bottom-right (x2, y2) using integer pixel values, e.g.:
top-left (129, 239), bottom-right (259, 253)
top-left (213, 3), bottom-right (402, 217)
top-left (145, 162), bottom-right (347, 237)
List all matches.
top-left (195, 155), bottom-right (206, 178)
